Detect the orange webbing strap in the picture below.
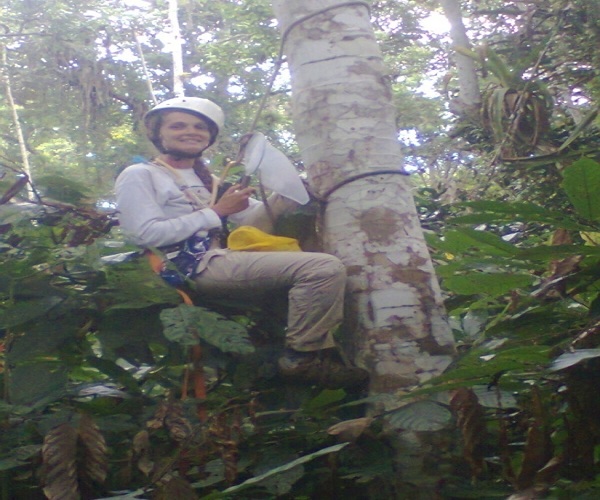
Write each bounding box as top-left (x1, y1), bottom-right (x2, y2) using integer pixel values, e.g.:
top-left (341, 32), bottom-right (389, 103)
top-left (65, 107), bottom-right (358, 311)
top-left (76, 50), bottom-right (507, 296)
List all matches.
top-left (145, 250), bottom-right (195, 305)
top-left (145, 250), bottom-right (207, 420)
top-left (146, 250), bottom-right (165, 273)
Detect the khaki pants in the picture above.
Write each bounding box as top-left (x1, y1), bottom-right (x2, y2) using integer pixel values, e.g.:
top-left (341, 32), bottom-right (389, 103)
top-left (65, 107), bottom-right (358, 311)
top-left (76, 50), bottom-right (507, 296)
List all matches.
top-left (193, 250), bottom-right (345, 352)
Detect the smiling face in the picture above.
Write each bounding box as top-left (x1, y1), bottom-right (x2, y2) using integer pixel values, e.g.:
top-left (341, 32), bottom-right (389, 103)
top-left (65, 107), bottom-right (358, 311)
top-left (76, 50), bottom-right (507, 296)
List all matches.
top-left (158, 111), bottom-right (213, 158)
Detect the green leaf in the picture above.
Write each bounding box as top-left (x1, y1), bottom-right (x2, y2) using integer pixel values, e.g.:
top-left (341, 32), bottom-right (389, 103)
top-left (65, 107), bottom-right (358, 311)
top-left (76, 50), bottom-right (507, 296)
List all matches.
top-left (8, 363), bottom-right (68, 406)
top-left (84, 357), bottom-right (141, 393)
top-left (102, 259), bottom-right (181, 310)
top-left (435, 228), bottom-right (518, 256)
top-left (201, 443), bottom-right (349, 499)
top-left (450, 201), bottom-right (594, 230)
top-left (548, 349), bottom-right (600, 372)
top-left (557, 106), bottom-right (600, 152)
top-left (432, 346), bottom-right (552, 386)
top-left (456, 201), bottom-right (550, 215)
top-left (160, 304), bottom-right (254, 354)
top-left (517, 245), bottom-right (600, 260)
top-left (95, 489), bottom-right (147, 500)
top-left (252, 459), bottom-right (304, 497)
top-left (35, 174), bottom-right (90, 204)
top-left (0, 295), bottom-right (64, 328)
top-left (387, 400), bottom-right (452, 431)
top-left (561, 158), bottom-right (600, 221)
top-left (0, 445), bottom-right (42, 471)
top-left (302, 389), bottom-right (347, 414)
top-left (471, 385), bottom-right (517, 408)
top-left (444, 272), bottom-right (534, 296)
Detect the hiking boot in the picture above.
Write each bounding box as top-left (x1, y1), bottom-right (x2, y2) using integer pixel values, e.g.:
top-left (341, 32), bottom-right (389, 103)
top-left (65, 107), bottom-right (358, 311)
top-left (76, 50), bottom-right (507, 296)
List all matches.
top-left (278, 348), bottom-right (369, 390)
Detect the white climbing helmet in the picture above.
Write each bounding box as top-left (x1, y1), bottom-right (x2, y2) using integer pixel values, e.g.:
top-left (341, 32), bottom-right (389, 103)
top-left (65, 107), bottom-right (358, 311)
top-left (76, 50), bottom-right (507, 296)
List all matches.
top-left (145, 97), bottom-right (225, 144)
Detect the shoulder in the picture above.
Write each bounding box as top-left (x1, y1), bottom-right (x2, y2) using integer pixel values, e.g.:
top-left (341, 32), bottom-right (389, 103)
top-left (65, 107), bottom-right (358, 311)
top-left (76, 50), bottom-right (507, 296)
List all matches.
top-left (116, 162), bottom-right (168, 184)
top-left (117, 162), bottom-right (154, 178)
top-left (115, 163), bottom-right (165, 196)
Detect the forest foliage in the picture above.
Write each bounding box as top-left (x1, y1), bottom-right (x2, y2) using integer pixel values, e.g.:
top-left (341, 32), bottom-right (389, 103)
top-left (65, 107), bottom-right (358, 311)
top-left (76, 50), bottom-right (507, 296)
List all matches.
top-left (1, 0), bottom-right (600, 498)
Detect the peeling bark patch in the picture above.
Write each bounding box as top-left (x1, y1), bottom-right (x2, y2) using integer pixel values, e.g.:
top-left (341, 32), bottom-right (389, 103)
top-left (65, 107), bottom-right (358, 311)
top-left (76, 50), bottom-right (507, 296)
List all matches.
top-left (348, 60), bottom-right (380, 78)
top-left (346, 264), bottom-right (362, 276)
top-left (416, 336), bottom-right (456, 356)
top-left (389, 267), bottom-right (429, 285)
top-left (359, 207), bottom-right (398, 244)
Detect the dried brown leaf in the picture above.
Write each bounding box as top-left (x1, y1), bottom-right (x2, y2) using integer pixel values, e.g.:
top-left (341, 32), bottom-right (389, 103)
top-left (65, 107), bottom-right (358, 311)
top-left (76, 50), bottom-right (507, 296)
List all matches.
top-left (152, 476), bottom-right (198, 500)
top-left (517, 388), bottom-right (553, 489)
top-left (571, 320), bottom-right (600, 349)
top-left (507, 485), bottom-right (548, 500)
top-left (147, 400), bottom-right (169, 430)
top-left (133, 430), bottom-right (151, 455)
top-left (164, 401), bottom-right (192, 443)
top-left (138, 455), bottom-right (155, 477)
top-left (42, 423), bottom-right (80, 500)
top-left (517, 422), bottom-right (554, 489)
top-left (327, 417), bottom-right (373, 443)
top-left (450, 388), bottom-right (487, 479)
top-left (534, 455), bottom-right (562, 486)
top-left (132, 430), bottom-right (154, 476)
top-left (78, 414), bottom-right (108, 485)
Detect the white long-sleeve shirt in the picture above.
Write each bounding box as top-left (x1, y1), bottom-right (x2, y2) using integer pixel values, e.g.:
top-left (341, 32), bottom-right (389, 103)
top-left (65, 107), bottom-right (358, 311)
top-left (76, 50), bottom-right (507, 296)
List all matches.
top-left (115, 161), bottom-right (261, 248)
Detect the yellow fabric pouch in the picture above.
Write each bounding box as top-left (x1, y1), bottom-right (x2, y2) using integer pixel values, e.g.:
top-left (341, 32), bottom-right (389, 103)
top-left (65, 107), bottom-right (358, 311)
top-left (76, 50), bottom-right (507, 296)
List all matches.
top-left (227, 226), bottom-right (302, 252)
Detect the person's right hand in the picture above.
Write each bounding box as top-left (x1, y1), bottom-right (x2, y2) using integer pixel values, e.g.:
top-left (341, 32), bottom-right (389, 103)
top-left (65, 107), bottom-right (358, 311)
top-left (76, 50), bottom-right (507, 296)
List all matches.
top-left (212, 184), bottom-right (255, 217)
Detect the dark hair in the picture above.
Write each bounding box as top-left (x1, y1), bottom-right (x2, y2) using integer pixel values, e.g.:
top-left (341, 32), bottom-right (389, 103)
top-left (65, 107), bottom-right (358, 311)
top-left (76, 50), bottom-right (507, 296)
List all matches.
top-left (192, 158), bottom-right (215, 190)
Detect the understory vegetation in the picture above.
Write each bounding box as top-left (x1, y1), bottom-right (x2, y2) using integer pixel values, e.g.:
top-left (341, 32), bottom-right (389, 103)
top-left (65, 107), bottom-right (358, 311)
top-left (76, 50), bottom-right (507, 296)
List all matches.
top-left (0, 156), bottom-right (599, 498)
top-left (2, 0), bottom-right (600, 498)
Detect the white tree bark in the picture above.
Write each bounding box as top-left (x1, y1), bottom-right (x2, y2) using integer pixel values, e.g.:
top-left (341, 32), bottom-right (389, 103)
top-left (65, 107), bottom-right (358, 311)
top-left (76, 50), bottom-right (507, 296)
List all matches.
top-left (439, 0), bottom-right (482, 118)
top-left (272, 0), bottom-right (455, 397)
top-left (168, 0), bottom-right (185, 97)
top-left (1, 44), bottom-right (34, 200)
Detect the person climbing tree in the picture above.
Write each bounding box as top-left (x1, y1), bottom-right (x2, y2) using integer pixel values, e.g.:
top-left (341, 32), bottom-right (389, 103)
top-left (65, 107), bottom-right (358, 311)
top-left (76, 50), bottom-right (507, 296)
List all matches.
top-left (115, 96), bottom-right (368, 389)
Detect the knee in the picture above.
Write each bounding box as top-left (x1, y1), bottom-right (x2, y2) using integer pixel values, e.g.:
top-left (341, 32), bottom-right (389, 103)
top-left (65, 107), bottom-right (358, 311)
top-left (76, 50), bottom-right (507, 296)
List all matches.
top-left (312, 253), bottom-right (346, 281)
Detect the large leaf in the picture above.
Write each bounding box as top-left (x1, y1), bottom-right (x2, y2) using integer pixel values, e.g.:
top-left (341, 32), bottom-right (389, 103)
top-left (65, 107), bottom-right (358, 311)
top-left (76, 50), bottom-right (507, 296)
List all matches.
top-left (78, 414), bottom-right (109, 486)
top-left (548, 349), bottom-right (600, 372)
top-left (6, 319), bottom-right (79, 405)
top-left (450, 201), bottom-right (594, 230)
top-left (42, 423), bottom-right (79, 500)
top-left (517, 244), bottom-right (600, 260)
top-left (35, 174), bottom-right (91, 205)
top-left (433, 346), bottom-right (552, 386)
top-left (436, 228), bottom-right (519, 256)
top-left (387, 400), bottom-right (452, 431)
top-left (471, 385), bottom-right (517, 408)
top-left (0, 295), bottom-right (64, 329)
top-left (561, 158), bottom-right (600, 221)
top-left (84, 357), bottom-right (142, 393)
top-left (102, 258), bottom-right (181, 310)
top-left (96, 308), bottom-right (168, 363)
top-left (0, 445), bottom-right (42, 472)
top-left (160, 304), bottom-right (254, 354)
top-left (8, 363), bottom-right (68, 406)
top-left (200, 443), bottom-right (349, 498)
top-left (444, 272), bottom-right (534, 296)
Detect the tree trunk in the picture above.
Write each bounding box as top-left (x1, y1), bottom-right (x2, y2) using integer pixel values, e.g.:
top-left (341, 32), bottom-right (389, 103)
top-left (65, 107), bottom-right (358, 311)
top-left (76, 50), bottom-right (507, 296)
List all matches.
top-left (439, 0), bottom-right (482, 120)
top-left (168, 0), bottom-right (185, 97)
top-left (271, 0), bottom-right (455, 395)
top-left (1, 44), bottom-right (34, 200)
top-left (272, 4), bottom-right (457, 493)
